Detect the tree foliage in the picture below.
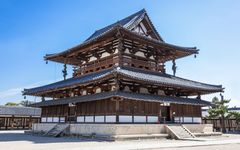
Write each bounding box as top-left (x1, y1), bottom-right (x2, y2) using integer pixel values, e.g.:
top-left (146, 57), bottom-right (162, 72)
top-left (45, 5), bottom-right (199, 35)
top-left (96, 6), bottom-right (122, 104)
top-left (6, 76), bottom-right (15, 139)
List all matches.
top-left (228, 111), bottom-right (240, 125)
top-left (5, 100), bottom-right (34, 107)
top-left (208, 96), bottom-right (230, 119)
top-left (208, 96), bottom-right (230, 133)
top-left (5, 102), bottom-right (19, 106)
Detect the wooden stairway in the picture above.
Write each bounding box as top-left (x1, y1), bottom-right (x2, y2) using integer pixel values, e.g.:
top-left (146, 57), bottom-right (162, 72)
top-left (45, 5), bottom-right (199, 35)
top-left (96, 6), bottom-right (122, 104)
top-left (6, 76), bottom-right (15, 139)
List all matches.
top-left (44, 124), bottom-right (69, 137)
top-left (166, 124), bottom-right (196, 140)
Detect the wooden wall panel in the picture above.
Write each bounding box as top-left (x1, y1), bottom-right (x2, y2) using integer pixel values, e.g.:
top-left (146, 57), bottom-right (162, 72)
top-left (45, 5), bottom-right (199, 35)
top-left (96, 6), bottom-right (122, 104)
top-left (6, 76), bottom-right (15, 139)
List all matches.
top-left (41, 99), bottom-right (202, 119)
top-left (171, 104), bottom-right (201, 117)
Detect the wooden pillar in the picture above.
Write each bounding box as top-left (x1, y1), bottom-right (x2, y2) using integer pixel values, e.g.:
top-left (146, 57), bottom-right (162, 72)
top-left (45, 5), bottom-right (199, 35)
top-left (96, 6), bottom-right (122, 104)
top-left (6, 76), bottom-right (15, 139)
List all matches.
top-left (158, 104), bottom-right (162, 124)
top-left (4, 117), bottom-right (7, 130)
top-left (131, 100), bottom-right (134, 123)
top-left (23, 117), bottom-right (25, 129)
top-left (169, 104), bottom-right (173, 123)
top-left (11, 115), bottom-right (14, 130)
top-left (29, 116), bottom-right (32, 128)
top-left (116, 28), bottom-right (123, 67)
top-left (111, 97), bottom-right (123, 124)
top-left (116, 100), bottom-right (119, 123)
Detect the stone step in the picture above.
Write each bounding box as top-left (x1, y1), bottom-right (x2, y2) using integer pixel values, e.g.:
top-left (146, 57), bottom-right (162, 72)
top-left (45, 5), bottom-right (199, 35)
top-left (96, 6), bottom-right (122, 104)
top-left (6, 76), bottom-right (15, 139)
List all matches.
top-left (44, 124), bottom-right (69, 137)
top-left (166, 125), bottom-right (196, 139)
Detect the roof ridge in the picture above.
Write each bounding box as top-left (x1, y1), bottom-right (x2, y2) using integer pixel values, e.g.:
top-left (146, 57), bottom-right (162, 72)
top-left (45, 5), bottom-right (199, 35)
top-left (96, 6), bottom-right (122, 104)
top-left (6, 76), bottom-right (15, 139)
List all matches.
top-left (85, 9), bottom-right (146, 42)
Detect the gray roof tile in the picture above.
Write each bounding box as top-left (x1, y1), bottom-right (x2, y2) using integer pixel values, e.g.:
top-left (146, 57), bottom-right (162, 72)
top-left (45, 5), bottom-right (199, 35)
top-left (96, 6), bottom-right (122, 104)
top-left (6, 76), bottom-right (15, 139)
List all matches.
top-left (23, 67), bottom-right (223, 95)
top-left (0, 106), bottom-right (41, 116)
top-left (31, 91), bottom-right (211, 107)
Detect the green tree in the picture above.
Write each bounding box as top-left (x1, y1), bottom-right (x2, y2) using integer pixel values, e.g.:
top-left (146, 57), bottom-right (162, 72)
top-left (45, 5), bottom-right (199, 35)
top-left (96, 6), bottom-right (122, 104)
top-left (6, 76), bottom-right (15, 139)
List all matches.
top-left (208, 95), bottom-right (230, 133)
top-left (227, 111), bottom-right (240, 130)
top-left (5, 102), bottom-right (19, 106)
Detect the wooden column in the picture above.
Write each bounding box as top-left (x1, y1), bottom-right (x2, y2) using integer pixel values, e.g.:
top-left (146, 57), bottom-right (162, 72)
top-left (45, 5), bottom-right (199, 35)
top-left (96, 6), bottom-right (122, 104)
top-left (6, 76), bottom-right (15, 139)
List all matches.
top-left (111, 97), bottom-right (123, 124)
top-left (116, 28), bottom-right (124, 67)
top-left (11, 115), bottom-right (14, 130)
top-left (29, 116), bottom-right (32, 128)
top-left (116, 99), bottom-right (119, 123)
top-left (4, 117), bottom-right (7, 130)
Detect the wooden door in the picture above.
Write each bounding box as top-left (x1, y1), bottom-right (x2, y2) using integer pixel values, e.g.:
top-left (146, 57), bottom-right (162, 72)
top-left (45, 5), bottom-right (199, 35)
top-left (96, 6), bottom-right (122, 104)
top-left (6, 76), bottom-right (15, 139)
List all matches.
top-left (68, 106), bottom-right (76, 123)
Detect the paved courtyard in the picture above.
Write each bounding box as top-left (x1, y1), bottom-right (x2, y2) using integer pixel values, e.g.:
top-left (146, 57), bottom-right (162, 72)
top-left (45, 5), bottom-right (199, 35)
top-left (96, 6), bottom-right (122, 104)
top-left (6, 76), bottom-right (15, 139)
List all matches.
top-left (1, 130), bottom-right (240, 150)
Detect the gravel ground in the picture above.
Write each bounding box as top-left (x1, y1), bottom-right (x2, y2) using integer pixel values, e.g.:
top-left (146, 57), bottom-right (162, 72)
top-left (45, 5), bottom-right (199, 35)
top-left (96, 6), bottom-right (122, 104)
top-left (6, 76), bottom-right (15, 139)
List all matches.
top-left (1, 131), bottom-right (240, 150)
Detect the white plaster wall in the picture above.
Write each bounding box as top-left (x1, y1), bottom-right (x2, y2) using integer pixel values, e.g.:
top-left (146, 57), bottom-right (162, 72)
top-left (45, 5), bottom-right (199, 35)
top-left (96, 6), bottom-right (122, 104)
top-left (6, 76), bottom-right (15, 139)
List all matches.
top-left (147, 116), bottom-right (158, 123)
top-left (183, 117), bottom-right (192, 123)
top-left (101, 52), bottom-right (110, 58)
top-left (85, 116), bottom-right (94, 122)
top-left (47, 117), bottom-right (53, 122)
top-left (41, 117), bottom-right (46, 122)
top-left (53, 117), bottom-right (59, 122)
top-left (95, 116), bottom-right (104, 123)
top-left (119, 115), bottom-right (132, 123)
top-left (140, 88), bottom-right (149, 94)
top-left (134, 116), bottom-right (146, 123)
top-left (135, 51), bottom-right (145, 57)
top-left (105, 116), bottom-right (116, 123)
top-left (193, 117), bottom-right (202, 123)
top-left (77, 116), bottom-right (84, 123)
top-left (60, 117), bottom-right (65, 123)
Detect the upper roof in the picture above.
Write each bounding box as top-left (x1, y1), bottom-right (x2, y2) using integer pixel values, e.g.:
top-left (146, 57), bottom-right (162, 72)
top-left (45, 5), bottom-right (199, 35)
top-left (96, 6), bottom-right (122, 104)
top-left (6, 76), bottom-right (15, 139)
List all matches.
top-left (44, 9), bottom-right (198, 63)
top-left (85, 9), bottom-right (163, 42)
top-left (31, 91), bottom-right (212, 107)
top-left (0, 106), bottom-right (41, 116)
top-left (23, 66), bottom-right (223, 96)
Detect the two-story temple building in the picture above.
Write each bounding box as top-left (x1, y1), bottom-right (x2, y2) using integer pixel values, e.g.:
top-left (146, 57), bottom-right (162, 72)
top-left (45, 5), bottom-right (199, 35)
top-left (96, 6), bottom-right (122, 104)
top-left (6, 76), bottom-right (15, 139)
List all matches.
top-left (23, 9), bottom-right (223, 125)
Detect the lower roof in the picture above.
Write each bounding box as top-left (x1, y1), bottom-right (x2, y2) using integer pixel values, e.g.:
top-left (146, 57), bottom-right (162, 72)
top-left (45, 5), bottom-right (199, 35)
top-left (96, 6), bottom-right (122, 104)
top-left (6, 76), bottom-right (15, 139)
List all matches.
top-left (31, 91), bottom-right (211, 107)
top-left (23, 67), bottom-right (224, 96)
top-left (0, 106), bottom-right (41, 117)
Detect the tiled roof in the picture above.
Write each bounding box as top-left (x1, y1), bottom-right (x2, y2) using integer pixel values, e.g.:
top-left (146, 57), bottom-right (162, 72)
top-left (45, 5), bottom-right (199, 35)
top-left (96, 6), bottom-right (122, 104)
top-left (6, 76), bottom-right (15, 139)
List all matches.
top-left (117, 67), bottom-right (223, 92)
top-left (31, 91), bottom-right (211, 107)
top-left (45, 9), bottom-right (197, 61)
top-left (23, 68), bottom-right (113, 95)
top-left (0, 106), bottom-right (41, 116)
top-left (23, 67), bottom-right (223, 95)
top-left (85, 9), bottom-right (157, 42)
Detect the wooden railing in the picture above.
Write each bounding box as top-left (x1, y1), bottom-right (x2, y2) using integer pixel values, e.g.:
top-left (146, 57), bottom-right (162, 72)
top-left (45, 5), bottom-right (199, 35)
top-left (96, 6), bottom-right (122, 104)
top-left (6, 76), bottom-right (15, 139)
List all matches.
top-left (74, 55), bottom-right (119, 76)
top-left (73, 54), bottom-right (165, 77)
top-left (122, 56), bottom-right (165, 72)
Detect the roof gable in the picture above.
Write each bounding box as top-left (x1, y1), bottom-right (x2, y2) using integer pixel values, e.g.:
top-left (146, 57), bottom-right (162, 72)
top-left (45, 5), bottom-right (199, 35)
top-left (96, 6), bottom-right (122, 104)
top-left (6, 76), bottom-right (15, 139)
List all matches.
top-left (85, 9), bottom-right (164, 42)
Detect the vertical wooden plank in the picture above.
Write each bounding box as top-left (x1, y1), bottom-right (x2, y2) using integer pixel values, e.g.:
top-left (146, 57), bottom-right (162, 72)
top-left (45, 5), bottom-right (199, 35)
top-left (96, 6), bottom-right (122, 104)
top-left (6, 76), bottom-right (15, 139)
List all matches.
top-left (116, 99), bottom-right (120, 123)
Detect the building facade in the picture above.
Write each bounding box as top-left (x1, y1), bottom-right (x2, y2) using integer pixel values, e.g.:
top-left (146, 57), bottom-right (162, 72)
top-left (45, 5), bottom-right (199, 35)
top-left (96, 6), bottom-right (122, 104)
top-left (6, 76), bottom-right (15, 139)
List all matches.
top-left (0, 106), bottom-right (41, 130)
top-left (23, 9), bottom-right (223, 124)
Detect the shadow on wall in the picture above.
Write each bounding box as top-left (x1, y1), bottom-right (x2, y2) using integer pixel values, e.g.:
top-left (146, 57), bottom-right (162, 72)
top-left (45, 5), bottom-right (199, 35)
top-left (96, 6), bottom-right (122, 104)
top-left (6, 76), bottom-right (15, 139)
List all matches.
top-left (0, 131), bottom-right (106, 144)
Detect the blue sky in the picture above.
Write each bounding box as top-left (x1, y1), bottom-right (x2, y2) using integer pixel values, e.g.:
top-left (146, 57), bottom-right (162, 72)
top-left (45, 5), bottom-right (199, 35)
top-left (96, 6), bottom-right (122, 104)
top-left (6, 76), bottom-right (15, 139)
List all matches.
top-left (0, 0), bottom-right (239, 106)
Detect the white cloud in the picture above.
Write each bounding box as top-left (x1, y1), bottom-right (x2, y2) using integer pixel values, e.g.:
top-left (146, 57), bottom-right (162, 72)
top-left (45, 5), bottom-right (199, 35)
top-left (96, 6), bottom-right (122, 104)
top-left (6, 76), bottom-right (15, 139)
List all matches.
top-left (0, 79), bottom-right (60, 105)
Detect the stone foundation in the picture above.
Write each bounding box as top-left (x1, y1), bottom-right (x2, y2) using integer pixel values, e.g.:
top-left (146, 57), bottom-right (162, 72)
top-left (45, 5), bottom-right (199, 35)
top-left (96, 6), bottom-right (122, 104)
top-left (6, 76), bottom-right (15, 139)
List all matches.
top-left (32, 123), bottom-right (166, 136)
top-left (184, 124), bottom-right (213, 133)
top-left (31, 123), bottom-right (214, 138)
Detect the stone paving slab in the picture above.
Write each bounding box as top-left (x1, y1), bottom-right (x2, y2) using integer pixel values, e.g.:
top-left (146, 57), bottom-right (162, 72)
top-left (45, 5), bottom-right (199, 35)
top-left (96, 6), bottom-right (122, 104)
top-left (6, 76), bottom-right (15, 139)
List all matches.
top-left (0, 131), bottom-right (240, 150)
